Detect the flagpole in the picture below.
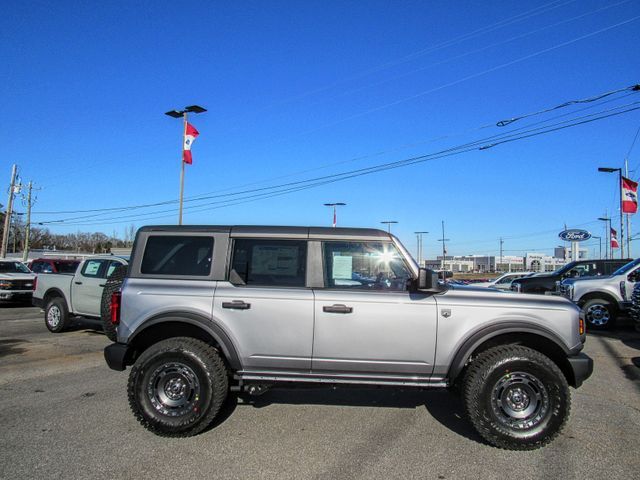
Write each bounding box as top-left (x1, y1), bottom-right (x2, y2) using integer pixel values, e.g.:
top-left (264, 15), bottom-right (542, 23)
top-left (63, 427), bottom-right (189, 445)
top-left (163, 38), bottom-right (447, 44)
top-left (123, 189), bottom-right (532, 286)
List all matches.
top-left (179, 112), bottom-right (187, 225)
top-left (625, 158), bottom-right (631, 256)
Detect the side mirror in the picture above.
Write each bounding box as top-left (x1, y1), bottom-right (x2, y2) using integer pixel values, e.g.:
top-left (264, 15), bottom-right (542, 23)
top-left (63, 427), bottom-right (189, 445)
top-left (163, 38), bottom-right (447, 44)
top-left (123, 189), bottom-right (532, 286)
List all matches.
top-left (416, 268), bottom-right (442, 292)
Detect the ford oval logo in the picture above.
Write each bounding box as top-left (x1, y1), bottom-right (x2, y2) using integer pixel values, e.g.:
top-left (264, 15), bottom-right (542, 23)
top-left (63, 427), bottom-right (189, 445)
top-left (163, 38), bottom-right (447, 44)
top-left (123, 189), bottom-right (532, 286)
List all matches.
top-left (558, 229), bottom-right (591, 242)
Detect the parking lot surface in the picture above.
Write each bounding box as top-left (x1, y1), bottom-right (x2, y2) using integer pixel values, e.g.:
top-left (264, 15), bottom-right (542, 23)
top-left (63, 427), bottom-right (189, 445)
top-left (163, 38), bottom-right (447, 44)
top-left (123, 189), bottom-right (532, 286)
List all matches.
top-left (1, 305), bottom-right (639, 480)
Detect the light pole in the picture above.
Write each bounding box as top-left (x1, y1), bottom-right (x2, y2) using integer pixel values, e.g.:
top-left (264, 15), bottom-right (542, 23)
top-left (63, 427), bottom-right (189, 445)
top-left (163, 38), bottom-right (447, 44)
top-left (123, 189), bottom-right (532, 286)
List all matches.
top-left (598, 216), bottom-right (612, 260)
top-left (598, 167), bottom-right (623, 258)
top-left (381, 221), bottom-right (398, 233)
top-left (591, 235), bottom-right (602, 259)
top-left (437, 220), bottom-right (450, 272)
top-left (414, 231), bottom-right (429, 266)
top-left (324, 202), bottom-right (346, 227)
top-left (165, 105), bottom-right (207, 225)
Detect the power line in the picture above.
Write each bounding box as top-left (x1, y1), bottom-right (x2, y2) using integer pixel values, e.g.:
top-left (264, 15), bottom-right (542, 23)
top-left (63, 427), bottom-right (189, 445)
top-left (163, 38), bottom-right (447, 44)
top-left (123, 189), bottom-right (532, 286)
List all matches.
top-left (42, 102), bottom-right (640, 227)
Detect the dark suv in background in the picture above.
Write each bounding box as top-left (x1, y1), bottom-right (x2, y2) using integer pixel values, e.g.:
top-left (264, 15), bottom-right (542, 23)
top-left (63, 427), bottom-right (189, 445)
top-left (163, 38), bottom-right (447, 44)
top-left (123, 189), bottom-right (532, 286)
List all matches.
top-left (511, 259), bottom-right (631, 295)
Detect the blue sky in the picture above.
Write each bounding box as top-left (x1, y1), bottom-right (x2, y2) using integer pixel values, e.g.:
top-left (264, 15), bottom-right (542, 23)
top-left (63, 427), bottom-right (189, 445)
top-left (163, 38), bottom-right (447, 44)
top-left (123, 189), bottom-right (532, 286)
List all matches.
top-left (2, 0), bottom-right (640, 259)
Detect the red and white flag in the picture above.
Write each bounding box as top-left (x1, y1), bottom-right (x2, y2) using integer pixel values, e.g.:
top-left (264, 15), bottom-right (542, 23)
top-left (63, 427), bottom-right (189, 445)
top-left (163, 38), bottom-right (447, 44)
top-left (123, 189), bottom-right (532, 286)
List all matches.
top-left (332, 208), bottom-right (337, 228)
top-left (621, 176), bottom-right (638, 214)
top-left (611, 227), bottom-right (620, 249)
top-left (183, 123), bottom-right (200, 164)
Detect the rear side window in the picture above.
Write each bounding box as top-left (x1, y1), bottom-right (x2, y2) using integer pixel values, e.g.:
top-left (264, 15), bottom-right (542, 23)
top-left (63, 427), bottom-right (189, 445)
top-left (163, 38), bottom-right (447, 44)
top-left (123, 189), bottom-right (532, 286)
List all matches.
top-left (141, 236), bottom-right (214, 276)
top-left (82, 259), bottom-right (107, 278)
top-left (231, 239), bottom-right (306, 287)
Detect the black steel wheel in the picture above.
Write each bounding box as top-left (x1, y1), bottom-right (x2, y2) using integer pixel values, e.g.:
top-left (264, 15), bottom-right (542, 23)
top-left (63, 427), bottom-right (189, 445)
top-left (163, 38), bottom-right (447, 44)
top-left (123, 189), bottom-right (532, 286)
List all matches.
top-left (127, 337), bottom-right (229, 437)
top-left (582, 298), bottom-right (616, 331)
top-left (463, 345), bottom-right (570, 450)
top-left (44, 297), bottom-right (69, 333)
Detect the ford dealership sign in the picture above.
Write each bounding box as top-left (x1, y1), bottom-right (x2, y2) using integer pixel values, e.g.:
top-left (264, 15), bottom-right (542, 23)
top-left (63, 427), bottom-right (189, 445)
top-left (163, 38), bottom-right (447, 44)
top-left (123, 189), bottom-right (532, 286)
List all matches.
top-left (558, 229), bottom-right (591, 242)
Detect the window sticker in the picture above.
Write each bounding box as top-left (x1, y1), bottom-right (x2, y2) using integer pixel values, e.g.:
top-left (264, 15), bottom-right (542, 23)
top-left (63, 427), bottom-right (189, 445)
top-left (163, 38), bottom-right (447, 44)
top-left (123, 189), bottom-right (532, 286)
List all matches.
top-left (250, 246), bottom-right (299, 276)
top-left (332, 255), bottom-right (353, 279)
top-left (84, 261), bottom-right (101, 276)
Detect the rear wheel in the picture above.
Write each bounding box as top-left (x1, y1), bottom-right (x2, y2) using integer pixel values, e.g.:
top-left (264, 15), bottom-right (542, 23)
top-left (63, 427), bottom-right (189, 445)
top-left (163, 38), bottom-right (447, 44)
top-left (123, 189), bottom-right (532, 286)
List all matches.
top-left (463, 345), bottom-right (570, 450)
top-left (44, 297), bottom-right (69, 333)
top-left (127, 337), bottom-right (229, 437)
top-left (582, 298), bottom-right (617, 331)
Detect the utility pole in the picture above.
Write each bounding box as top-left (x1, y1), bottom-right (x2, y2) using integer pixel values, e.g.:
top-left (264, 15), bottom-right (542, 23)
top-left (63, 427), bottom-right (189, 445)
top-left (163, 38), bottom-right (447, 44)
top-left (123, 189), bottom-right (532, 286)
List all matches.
top-left (22, 181), bottom-right (33, 262)
top-left (1, 164), bottom-right (18, 259)
top-left (438, 221), bottom-right (450, 272)
top-left (499, 237), bottom-right (504, 272)
top-left (414, 231), bottom-right (428, 266)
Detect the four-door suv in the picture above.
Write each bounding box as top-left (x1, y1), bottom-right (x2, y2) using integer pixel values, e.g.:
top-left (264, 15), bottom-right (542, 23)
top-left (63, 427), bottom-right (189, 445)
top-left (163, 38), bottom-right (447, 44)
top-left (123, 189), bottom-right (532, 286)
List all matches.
top-left (511, 259), bottom-right (631, 295)
top-left (104, 225), bottom-right (593, 450)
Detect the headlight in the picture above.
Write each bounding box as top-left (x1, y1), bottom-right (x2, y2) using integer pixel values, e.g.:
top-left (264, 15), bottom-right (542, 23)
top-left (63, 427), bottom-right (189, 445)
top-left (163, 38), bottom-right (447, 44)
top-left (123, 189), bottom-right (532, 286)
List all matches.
top-left (566, 284), bottom-right (574, 300)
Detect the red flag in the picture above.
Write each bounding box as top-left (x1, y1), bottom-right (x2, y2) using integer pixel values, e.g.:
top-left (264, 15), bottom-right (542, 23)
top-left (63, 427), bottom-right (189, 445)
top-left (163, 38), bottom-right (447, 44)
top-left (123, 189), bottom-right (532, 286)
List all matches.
top-left (183, 123), bottom-right (199, 164)
top-left (621, 176), bottom-right (638, 214)
top-left (611, 227), bottom-right (620, 249)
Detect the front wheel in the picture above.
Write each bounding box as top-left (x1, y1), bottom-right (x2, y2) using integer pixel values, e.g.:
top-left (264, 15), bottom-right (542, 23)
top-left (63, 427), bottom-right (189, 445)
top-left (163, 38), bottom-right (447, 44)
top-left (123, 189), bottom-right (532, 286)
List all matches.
top-left (582, 298), bottom-right (617, 331)
top-left (127, 337), bottom-right (229, 437)
top-left (44, 297), bottom-right (69, 333)
top-left (463, 345), bottom-right (570, 450)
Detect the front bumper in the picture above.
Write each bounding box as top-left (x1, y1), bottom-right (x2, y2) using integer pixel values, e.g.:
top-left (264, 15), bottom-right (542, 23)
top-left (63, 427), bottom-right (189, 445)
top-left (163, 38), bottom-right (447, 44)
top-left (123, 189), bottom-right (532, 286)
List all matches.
top-left (567, 353), bottom-right (594, 388)
top-left (104, 343), bottom-right (130, 371)
top-left (0, 290), bottom-right (33, 301)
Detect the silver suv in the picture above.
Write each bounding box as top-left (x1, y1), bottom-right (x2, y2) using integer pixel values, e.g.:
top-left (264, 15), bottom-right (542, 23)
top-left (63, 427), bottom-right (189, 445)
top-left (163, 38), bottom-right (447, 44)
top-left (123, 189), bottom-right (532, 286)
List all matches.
top-left (104, 226), bottom-right (593, 450)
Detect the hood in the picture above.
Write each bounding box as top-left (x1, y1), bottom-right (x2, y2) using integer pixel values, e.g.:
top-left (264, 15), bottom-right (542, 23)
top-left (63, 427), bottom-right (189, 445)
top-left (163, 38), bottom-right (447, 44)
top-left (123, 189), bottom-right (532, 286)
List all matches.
top-left (442, 284), bottom-right (576, 310)
top-left (561, 274), bottom-right (612, 286)
top-left (0, 272), bottom-right (36, 281)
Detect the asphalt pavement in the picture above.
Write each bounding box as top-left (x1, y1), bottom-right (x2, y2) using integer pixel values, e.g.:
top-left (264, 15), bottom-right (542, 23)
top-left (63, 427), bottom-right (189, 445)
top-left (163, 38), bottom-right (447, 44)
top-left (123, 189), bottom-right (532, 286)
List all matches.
top-left (1, 305), bottom-right (639, 480)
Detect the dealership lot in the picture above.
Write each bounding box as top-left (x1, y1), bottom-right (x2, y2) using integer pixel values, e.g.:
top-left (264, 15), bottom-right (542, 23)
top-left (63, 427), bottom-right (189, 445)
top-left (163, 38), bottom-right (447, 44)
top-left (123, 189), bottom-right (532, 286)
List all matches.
top-left (1, 305), bottom-right (639, 480)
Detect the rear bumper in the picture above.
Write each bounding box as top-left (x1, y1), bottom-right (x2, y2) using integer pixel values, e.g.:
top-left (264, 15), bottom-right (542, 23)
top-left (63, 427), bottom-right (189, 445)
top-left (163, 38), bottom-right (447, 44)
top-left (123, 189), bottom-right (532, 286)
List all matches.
top-left (567, 353), bottom-right (594, 388)
top-left (104, 343), bottom-right (130, 371)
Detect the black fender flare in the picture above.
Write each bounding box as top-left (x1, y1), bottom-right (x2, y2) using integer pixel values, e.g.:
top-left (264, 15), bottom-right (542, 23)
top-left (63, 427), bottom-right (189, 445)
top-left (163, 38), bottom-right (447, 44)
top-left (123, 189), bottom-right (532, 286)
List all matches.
top-left (447, 321), bottom-right (572, 382)
top-left (129, 311), bottom-right (242, 370)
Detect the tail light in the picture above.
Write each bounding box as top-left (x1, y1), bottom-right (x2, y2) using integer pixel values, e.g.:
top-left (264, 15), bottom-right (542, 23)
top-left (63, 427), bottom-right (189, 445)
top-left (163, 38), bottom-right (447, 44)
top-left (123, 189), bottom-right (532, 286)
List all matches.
top-left (110, 291), bottom-right (122, 325)
top-left (579, 316), bottom-right (585, 336)
top-left (32, 276), bottom-right (37, 291)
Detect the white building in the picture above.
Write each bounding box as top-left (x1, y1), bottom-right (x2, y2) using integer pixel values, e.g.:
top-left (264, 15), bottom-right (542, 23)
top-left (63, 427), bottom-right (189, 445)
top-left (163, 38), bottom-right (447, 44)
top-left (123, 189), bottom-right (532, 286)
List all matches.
top-left (424, 252), bottom-right (568, 273)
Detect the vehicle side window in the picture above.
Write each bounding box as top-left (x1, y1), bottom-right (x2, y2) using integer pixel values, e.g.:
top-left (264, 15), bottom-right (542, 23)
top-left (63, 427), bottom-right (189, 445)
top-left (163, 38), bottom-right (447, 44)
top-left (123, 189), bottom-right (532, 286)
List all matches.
top-left (141, 236), bottom-right (214, 276)
top-left (41, 263), bottom-right (54, 273)
top-left (106, 261), bottom-right (124, 278)
top-left (497, 275), bottom-right (514, 284)
top-left (230, 239), bottom-right (306, 287)
top-left (30, 261), bottom-right (44, 273)
top-left (323, 241), bottom-right (411, 291)
top-left (81, 260), bottom-right (107, 278)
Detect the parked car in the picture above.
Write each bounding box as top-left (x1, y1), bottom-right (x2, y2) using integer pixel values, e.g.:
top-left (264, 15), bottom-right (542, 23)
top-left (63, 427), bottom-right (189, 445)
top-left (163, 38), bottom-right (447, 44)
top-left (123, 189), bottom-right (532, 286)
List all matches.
top-left (0, 260), bottom-right (36, 303)
top-left (559, 258), bottom-right (640, 330)
top-left (104, 225), bottom-right (592, 450)
top-left (629, 281), bottom-right (640, 332)
top-left (474, 272), bottom-right (535, 290)
top-left (28, 258), bottom-right (80, 274)
top-left (511, 259), bottom-right (631, 295)
top-left (32, 255), bottom-right (128, 332)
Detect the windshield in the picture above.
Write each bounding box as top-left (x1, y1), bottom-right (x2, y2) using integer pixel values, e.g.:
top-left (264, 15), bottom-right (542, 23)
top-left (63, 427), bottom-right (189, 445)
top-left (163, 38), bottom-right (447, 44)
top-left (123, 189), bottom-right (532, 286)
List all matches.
top-left (54, 261), bottom-right (80, 273)
top-left (0, 262), bottom-right (31, 273)
top-left (612, 258), bottom-right (640, 276)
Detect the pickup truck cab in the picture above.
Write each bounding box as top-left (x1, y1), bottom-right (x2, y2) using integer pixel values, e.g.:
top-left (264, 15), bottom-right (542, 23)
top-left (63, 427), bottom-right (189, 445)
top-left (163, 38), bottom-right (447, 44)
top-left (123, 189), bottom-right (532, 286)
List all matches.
top-left (29, 258), bottom-right (80, 274)
top-left (104, 225), bottom-right (592, 450)
top-left (32, 255), bottom-right (128, 332)
top-left (0, 260), bottom-right (35, 303)
top-left (560, 258), bottom-right (640, 330)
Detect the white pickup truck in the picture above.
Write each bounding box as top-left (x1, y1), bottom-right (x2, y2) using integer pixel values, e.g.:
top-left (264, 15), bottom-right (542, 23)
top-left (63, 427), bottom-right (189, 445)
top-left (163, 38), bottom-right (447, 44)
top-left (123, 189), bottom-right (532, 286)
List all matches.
top-left (32, 255), bottom-right (128, 332)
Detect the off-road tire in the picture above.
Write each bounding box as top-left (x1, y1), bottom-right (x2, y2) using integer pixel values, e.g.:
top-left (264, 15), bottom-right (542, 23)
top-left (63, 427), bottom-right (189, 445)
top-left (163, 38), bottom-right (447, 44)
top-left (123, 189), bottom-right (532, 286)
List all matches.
top-left (44, 297), bottom-right (70, 333)
top-left (582, 298), bottom-right (617, 331)
top-left (462, 345), bottom-right (570, 450)
top-left (127, 337), bottom-right (229, 437)
top-left (100, 264), bottom-right (127, 341)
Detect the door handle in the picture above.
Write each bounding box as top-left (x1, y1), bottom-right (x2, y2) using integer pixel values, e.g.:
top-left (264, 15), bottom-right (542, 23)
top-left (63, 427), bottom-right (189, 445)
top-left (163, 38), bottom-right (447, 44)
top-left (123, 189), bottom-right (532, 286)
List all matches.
top-left (74, 281), bottom-right (83, 285)
top-left (222, 300), bottom-right (251, 310)
top-left (323, 304), bottom-right (353, 314)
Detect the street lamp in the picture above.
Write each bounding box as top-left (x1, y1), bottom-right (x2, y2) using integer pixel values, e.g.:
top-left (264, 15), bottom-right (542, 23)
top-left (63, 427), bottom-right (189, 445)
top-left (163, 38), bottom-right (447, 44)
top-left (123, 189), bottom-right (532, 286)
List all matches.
top-left (598, 216), bottom-right (612, 260)
top-left (381, 220), bottom-right (398, 233)
top-left (598, 166), bottom-right (623, 258)
top-left (414, 231), bottom-right (429, 266)
top-left (324, 202), bottom-right (346, 227)
top-left (165, 105), bottom-right (207, 225)
top-left (437, 220), bottom-right (450, 272)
